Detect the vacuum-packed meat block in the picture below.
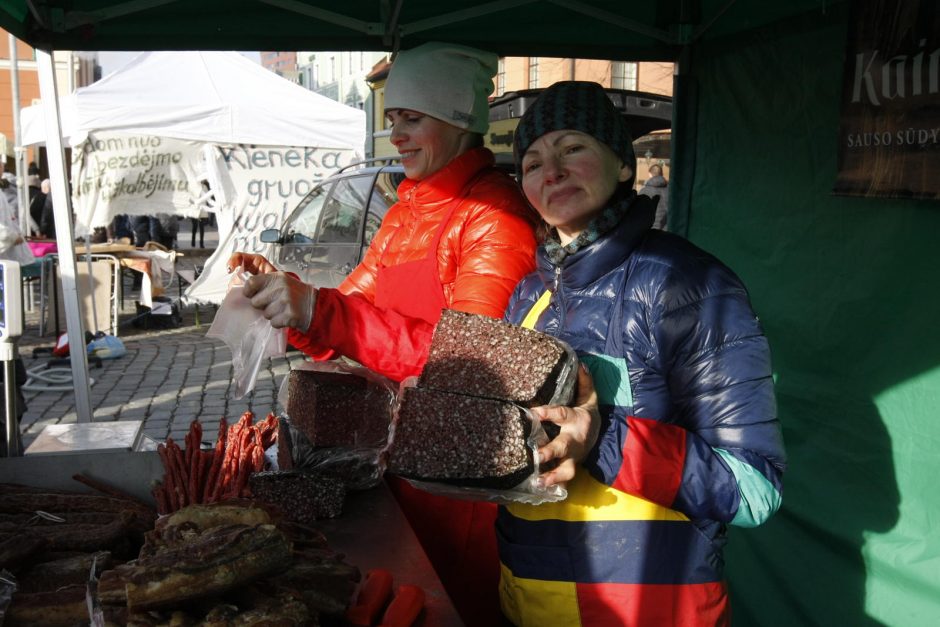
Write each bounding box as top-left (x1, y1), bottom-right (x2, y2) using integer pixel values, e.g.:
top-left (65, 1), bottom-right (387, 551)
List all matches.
top-left (249, 470), bottom-right (346, 522)
top-left (387, 387), bottom-right (534, 489)
top-left (419, 309), bottom-right (575, 406)
top-left (286, 370), bottom-right (394, 448)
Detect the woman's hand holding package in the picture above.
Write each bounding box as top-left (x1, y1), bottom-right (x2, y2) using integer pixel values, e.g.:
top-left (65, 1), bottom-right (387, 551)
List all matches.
top-left (243, 272), bottom-right (317, 331)
top-left (227, 252), bottom-right (278, 275)
top-left (531, 364), bottom-right (601, 488)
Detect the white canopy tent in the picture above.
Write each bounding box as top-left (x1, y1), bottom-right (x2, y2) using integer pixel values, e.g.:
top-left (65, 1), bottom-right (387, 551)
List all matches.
top-left (25, 50), bottom-right (367, 299)
top-left (24, 51), bottom-right (367, 423)
top-left (22, 50), bottom-right (365, 150)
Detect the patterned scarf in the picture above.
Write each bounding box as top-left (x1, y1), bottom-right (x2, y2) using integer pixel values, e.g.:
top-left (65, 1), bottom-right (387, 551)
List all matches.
top-left (543, 190), bottom-right (635, 264)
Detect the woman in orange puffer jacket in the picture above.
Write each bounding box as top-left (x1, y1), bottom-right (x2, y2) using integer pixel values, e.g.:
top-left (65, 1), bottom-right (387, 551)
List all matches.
top-left (281, 143), bottom-right (536, 381)
top-left (230, 42), bottom-right (536, 626)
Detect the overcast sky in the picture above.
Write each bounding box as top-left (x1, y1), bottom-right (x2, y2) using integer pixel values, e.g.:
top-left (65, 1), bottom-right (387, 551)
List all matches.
top-left (97, 51), bottom-right (261, 77)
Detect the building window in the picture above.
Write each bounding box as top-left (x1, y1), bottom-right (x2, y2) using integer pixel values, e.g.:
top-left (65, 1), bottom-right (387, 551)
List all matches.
top-left (528, 57), bottom-right (539, 88)
top-left (329, 56), bottom-right (336, 83)
top-left (496, 58), bottom-right (506, 96)
top-left (611, 61), bottom-right (638, 90)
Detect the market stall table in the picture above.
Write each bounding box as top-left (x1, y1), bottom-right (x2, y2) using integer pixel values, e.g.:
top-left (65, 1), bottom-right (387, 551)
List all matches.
top-left (76, 242), bottom-right (181, 305)
top-left (0, 449), bottom-right (464, 626)
top-left (40, 243), bottom-right (183, 336)
top-left (318, 483), bottom-right (465, 626)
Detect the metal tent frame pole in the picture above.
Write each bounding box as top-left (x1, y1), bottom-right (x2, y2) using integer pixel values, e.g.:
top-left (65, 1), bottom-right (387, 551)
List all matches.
top-left (37, 49), bottom-right (93, 424)
top-left (8, 35), bottom-right (29, 228)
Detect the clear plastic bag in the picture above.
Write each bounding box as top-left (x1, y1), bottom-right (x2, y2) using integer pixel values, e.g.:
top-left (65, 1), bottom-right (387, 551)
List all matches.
top-left (544, 340), bottom-right (578, 407)
top-left (87, 333), bottom-right (127, 360)
top-left (275, 360), bottom-right (397, 490)
top-left (206, 270), bottom-right (286, 399)
top-left (385, 378), bottom-right (568, 505)
top-left (0, 569), bottom-right (16, 623)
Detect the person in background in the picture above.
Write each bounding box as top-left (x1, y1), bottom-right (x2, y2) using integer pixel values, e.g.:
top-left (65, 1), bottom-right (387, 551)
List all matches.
top-left (0, 176), bottom-right (35, 265)
top-left (130, 214), bottom-right (176, 250)
top-left (498, 81), bottom-right (786, 626)
top-left (39, 179), bottom-right (57, 240)
top-left (190, 213), bottom-right (208, 248)
top-left (639, 162), bottom-right (669, 230)
top-left (131, 215), bottom-right (152, 247)
top-left (108, 214), bottom-right (134, 245)
top-left (0, 172), bottom-right (19, 217)
top-left (229, 42), bottom-right (538, 626)
top-left (26, 165), bottom-right (42, 234)
top-left (154, 213), bottom-right (179, 250)
top-left (29, 178), bottom-right (48, 235)
top-left (26, 175), bottom-right (41, 204)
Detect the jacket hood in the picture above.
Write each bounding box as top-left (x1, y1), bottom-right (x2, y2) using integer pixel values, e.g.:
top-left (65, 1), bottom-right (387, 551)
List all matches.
top-left (537, 193), bottom-right (656, 289)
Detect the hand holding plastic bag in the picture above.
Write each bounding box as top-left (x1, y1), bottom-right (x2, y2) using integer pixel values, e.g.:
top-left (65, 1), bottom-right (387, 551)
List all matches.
top-left (227, 252), bottom-right (278, 275)
top-left (207, 270), bottom-right (287, 399)
top-left (243, 272), bottom-right (317, 331)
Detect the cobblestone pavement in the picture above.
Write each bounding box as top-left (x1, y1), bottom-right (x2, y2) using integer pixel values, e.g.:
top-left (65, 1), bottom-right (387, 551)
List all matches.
top-left (13, 239), bottom-right (308, 451)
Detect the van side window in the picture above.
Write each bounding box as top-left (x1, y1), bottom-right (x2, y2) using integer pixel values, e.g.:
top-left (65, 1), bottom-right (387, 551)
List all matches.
top-left (318, 175), bottom-right (372, 244)
top-left (364, 171), bottom-right (405, 245)
top-left (285, 183), bottom-right (331, 244)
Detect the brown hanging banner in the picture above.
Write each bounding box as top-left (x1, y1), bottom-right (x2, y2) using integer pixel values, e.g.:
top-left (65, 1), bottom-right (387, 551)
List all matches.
top-left (833, 0), bottom-right (940, 200)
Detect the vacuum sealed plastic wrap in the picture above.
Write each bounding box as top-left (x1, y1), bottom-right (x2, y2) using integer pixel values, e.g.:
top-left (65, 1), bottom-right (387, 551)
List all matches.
top-left (207, 270), bottom-right (286, 399)
top-left (248, 470), bottom-right (347, 522)
top-left (276, 361), bottom-right (397, 490)
top-left (419, 309), bottom-right (578, 407)
top-left (0, 569), bottom-right (15, 624)
top-left (385, 381), bottom-right (567, 505)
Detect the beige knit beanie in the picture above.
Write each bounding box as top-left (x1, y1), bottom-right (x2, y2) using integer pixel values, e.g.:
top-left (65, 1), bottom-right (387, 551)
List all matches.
top-left (384, 41), bottom-right (497, 134)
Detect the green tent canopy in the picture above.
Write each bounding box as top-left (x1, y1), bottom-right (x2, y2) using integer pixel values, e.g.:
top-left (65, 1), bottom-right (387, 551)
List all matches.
top-left (3, 2), bottom-right (938, 625)
top-left (0, 1), bottom-right (826, 55)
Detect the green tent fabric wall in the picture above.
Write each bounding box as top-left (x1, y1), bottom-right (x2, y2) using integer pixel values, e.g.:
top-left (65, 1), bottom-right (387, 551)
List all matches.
top-left (687, 6), bottom-right (940, 626)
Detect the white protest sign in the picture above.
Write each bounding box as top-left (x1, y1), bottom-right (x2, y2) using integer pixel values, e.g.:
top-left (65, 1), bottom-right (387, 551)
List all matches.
top-left (71, 132), bottom-right (206, 235)
top-left (184, 144), bottom-right (360, 304)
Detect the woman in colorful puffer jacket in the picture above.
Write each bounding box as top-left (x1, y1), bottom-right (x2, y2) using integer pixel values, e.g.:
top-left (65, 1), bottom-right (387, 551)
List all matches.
top-left (230, 43), bottom-right (536, 627)
top-left (498, 81), bottom-right (787, 626)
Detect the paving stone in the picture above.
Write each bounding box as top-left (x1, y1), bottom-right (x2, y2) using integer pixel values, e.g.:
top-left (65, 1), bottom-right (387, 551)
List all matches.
top-left (11, 275), bottom-right (328, 452)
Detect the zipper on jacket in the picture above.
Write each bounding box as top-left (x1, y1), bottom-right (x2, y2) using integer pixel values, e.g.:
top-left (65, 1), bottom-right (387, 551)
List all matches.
top-left (402, 183), bottom-right (419, 241)
top-left (552, 265), bottom-right (566, 329)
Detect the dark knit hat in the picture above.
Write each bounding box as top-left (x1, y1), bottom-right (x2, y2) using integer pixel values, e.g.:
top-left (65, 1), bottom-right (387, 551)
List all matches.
top-left (513, 81), bottom-right (636, 184)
